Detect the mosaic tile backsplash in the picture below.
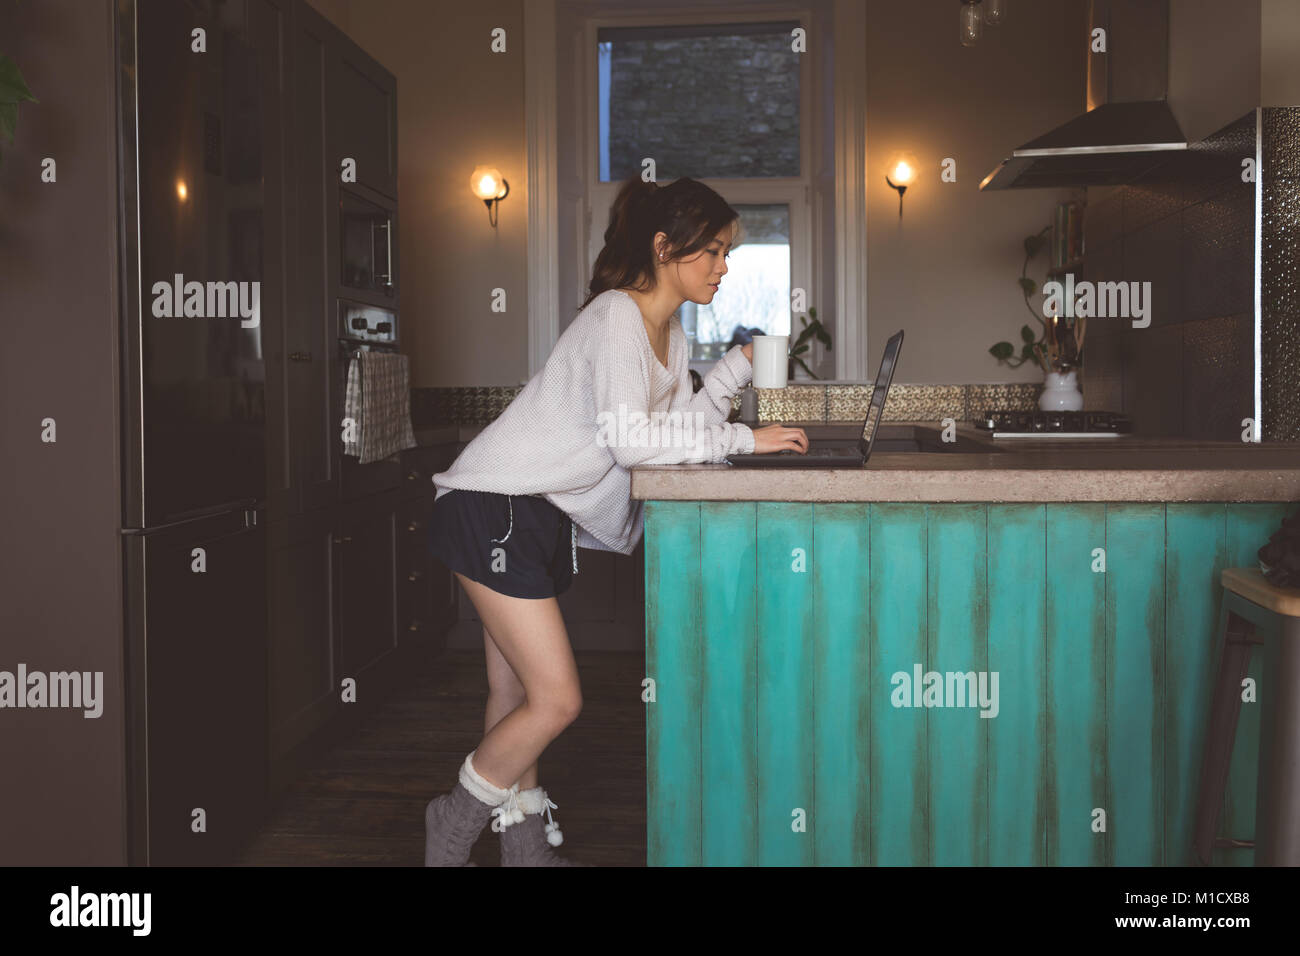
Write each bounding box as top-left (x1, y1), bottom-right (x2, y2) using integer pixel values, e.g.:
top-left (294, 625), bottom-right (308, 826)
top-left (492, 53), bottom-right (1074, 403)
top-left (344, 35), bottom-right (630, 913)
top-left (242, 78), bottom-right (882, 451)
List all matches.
top-left (410, 382), bottom-right (1042, 428)
top-left (1262, 107), bottom-right (1300, 441)
top-left (1080, 112), bottom-right (1260, 441)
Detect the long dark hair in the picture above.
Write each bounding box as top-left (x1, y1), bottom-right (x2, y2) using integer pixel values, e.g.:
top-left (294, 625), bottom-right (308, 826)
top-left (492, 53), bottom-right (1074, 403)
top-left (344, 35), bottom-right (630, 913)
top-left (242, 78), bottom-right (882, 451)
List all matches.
top-left (579, 176), bottom-right (740, 312)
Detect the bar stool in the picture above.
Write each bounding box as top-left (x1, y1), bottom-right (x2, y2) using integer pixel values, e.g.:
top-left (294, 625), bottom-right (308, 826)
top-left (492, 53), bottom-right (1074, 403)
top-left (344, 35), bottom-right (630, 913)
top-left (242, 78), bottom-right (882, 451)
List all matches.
top-left (1193, 567), bottom-right (1300, 865)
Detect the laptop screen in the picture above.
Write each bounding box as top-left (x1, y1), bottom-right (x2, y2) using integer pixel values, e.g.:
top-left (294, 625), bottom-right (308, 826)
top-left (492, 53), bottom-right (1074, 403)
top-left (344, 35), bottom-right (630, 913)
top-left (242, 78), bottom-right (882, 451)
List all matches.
top-left (859, 330), bottom-right (904, 459)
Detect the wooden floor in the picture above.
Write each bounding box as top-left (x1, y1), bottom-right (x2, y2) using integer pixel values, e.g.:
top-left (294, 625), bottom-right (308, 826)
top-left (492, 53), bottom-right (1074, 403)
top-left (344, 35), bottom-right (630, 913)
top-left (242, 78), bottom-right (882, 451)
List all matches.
top-left (239, 649), bottom-right (647, 866)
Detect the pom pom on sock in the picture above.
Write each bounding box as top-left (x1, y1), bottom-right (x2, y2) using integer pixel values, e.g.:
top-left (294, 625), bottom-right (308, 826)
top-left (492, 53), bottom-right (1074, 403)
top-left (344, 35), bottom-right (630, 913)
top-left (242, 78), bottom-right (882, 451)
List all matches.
top-left (545, 822), bottom-right (564, 846)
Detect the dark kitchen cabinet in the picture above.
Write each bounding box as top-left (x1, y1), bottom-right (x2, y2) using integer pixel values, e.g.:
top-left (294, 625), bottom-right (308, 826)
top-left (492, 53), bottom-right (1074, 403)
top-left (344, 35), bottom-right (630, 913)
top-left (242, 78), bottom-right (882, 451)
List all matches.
top-left (264, 0), bottom-right (341, 517)
top-left (336, 491), bottom-right (399, 680)
top-left (265, 1), bottom-right (401, 520)
top-left (328, 27), bottom-right (398, 201)
top-left (266, 509), bottom-right (336, 777)
top-left (263, 1), bottom-right (423, 796)
top-left (395, 443), bottom-right (459, 655)
top-left (396, 495), bottom-right (437, 643)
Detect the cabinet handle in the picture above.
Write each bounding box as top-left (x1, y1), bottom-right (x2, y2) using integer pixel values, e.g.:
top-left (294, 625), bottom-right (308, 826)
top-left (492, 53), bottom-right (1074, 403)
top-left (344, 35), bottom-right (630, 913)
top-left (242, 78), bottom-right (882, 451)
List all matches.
top-left (406, 470), bottom-right (420, 481)
top-left (334, 535), bottom-right (353, 544)
top-left (407, 520), bottom-right (420, 532)
top-left (407, 620), bottom-right (422, 632)
top-left (408, 570), bottom-right (423, 582)
top-left (289, 351), bottom-right (312, 362)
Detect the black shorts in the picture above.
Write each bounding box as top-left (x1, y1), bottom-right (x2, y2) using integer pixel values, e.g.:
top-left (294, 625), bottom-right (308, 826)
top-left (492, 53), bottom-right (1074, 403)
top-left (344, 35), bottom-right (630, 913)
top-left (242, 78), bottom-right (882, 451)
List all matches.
top-left (428, 489), bottom-right (575, 599)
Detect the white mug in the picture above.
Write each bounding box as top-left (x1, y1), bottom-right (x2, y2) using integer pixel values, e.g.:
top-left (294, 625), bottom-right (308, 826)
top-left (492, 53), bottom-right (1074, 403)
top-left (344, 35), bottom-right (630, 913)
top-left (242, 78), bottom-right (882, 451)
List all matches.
top-left (751, 335), bottom-right (789, 388)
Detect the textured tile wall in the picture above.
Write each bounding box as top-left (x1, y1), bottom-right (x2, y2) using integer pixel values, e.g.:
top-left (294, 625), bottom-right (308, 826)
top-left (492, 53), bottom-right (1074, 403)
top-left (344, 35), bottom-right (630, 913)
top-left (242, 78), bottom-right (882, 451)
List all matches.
top-left (1262, 107), bottom-right (1300, 441)
top-left (1081, 112), bottom-right (1257, 440)
top-left (410, 381), bottom-right (1043, 427)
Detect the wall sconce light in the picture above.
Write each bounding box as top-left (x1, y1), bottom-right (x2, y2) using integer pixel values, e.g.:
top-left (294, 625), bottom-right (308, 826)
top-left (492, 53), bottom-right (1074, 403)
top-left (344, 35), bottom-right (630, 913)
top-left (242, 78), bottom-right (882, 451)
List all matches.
top-left (470, 165), bottom-right (510, 227)
top-left (885, 153), bottom-right (918, 219)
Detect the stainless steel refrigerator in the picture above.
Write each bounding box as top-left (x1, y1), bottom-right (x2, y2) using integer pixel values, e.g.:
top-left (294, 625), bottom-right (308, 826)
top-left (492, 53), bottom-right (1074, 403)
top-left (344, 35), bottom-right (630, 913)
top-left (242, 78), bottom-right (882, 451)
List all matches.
top-left (117, 0), bottom-right (269, 866)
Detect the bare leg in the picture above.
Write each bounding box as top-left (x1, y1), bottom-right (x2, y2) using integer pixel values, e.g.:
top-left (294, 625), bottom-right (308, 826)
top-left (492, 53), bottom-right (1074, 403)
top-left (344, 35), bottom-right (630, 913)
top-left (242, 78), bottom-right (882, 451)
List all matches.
top-left (455, 572), bottom-right (582, 790)
top-left (483, 622), bottom-right (538, 791)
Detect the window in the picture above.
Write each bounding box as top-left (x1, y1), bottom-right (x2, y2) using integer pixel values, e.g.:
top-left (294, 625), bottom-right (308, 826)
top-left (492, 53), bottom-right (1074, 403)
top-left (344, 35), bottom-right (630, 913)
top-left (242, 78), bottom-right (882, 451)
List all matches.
top-left (679, 203), bottom-right (790, 361)
top-left (585, 13), bottom-right (814, 368)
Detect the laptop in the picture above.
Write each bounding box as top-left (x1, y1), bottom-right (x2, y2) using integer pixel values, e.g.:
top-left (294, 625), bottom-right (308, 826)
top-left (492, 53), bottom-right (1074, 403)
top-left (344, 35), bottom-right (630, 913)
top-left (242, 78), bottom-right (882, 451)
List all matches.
top-left (725, 329), bottom-right (904, 468)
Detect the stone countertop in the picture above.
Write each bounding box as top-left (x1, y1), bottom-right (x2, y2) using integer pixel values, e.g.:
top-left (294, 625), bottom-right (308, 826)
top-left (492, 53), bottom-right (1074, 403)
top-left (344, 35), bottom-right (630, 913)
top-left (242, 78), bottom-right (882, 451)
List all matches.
top-left (630, 422), bottom-right (1300, 503)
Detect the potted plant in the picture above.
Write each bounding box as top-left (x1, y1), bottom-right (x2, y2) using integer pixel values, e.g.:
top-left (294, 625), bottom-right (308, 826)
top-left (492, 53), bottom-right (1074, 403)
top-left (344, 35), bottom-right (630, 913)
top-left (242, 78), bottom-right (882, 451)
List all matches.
top-left (988, 226), bottom-right (1087, 409)
top-left (789, 306), bottom-right (832, 380)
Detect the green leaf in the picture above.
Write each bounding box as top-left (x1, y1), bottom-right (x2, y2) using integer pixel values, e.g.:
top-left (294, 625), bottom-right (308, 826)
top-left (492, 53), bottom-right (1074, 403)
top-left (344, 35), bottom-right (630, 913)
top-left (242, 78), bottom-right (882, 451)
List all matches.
top-left (0, 56), bottom-right (38, 106)
top-left (0, 102), bottom-right (16, 144)
top-left (814, 326), bottom-right (831, 347)
top-left (794, 356), bottom-right (819, 379)
top-left (1023, 235), bottom-right (1044, 257)
top-left (1018, 277), bottom-right (1037, 296)
top-left (808, 306), bottom-right (817, 320)
top-left (791, 344), bottom-right (809, 356)
top-left (989, 342), bottom-right (1014, 360)
top-left (1020, 324), bottom-right (1036, 343)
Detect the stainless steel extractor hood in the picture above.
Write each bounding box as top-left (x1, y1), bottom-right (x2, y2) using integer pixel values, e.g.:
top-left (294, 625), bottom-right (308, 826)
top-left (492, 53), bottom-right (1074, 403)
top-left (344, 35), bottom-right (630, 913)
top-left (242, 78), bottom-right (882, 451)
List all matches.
top-left (980, 0), bottom-right (1188, 190)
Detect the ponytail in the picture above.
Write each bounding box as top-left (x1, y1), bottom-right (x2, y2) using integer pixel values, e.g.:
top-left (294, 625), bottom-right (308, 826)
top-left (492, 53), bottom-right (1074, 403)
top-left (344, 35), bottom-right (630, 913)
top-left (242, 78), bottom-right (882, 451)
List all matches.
top-left (579, 175), bottom-right (739, 312)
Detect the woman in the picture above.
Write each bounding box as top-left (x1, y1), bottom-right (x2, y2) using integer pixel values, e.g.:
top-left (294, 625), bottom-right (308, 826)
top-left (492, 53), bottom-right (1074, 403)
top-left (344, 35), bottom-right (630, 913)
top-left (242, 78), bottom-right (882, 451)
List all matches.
top-left (423, 175), bottom-right (809, 866)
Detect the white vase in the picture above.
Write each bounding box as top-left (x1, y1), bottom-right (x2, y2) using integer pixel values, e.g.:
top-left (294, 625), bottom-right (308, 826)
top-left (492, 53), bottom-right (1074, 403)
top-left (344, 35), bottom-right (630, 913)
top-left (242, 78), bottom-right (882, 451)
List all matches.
top-left (1039, 369), bottom-right (1083, 411)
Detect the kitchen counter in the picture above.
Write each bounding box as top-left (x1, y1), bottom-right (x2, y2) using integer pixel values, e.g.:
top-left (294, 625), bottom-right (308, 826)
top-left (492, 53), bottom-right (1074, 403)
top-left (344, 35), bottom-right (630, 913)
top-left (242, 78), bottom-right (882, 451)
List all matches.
top-left (631, 422), bottom-right (1300, 502)
top-left (639, 425), bottom-right (1298, 865)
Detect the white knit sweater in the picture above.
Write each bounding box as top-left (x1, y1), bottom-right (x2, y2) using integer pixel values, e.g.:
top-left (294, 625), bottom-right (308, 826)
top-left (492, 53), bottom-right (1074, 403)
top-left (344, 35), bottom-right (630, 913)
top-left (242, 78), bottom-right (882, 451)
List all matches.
top-left (432, 288), bottom-right (756, 557)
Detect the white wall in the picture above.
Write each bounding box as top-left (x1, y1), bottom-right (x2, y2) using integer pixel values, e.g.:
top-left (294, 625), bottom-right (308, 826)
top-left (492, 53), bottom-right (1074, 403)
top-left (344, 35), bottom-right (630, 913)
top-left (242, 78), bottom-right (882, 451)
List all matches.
top-left (1261, 0), bottom-right (1300, 105)
top-left (864, 0), bottom-right (1087, 383)
top-left (1168, 0), bottom-right (1261, 144)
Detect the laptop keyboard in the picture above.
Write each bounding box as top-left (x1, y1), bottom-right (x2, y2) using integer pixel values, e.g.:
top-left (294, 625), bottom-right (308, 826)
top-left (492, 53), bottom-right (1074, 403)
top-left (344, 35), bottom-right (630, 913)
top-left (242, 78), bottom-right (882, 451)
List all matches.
top-left (779, 446), bottom-right (852, 457)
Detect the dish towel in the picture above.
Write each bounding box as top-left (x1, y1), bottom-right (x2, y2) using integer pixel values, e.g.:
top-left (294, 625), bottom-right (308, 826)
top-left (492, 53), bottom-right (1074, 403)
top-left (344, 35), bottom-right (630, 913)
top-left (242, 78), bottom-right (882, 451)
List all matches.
top-left (342, 351), bottom-right (417, 464)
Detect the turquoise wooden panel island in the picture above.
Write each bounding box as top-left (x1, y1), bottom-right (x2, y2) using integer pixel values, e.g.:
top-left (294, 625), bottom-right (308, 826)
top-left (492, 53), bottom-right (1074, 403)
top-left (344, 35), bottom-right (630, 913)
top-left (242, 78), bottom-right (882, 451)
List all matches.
top-left (633, 426), bottom-right (1300, 867)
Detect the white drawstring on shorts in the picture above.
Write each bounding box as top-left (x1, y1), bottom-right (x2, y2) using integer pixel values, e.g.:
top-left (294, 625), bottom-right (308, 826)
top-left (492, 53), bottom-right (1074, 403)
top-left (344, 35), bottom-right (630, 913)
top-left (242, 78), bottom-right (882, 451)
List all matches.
top-left (489, 493), bottom-right (579, 575)
top-left (491, 495), bottom-right (514, 544)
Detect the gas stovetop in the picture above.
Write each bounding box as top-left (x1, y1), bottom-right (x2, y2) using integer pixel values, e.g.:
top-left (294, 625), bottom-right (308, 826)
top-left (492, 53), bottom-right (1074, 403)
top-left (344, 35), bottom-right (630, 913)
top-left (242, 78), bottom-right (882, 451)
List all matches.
top-left (974, 410), bottom-right (1132, 438)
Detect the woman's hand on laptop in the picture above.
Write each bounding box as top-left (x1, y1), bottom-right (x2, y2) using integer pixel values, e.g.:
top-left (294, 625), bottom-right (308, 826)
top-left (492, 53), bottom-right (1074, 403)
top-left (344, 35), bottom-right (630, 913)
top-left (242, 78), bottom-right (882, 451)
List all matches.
top-left (751, 424), bottom-right (808, 454)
